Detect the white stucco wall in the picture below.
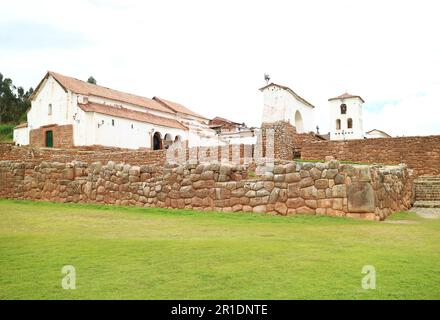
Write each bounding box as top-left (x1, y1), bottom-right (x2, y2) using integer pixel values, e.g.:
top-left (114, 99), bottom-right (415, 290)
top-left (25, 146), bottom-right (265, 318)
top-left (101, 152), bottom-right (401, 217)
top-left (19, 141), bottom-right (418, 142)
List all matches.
top-left (27, 76), bottom-right (74, 131)
top-left (13, 127), bottom-right (29, 146)
top-left (329, 97), bottom-right (364, 140)
top-left (261, 85), bottom-right (315, 133)
top-left (90, 112), bottom-right (187, 149)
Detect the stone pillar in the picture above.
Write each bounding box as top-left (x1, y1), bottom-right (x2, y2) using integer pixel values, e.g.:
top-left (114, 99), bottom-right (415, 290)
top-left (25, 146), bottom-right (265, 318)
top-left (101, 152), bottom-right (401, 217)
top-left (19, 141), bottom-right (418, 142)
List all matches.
top-left (260, 121), bottom-right (297, 161)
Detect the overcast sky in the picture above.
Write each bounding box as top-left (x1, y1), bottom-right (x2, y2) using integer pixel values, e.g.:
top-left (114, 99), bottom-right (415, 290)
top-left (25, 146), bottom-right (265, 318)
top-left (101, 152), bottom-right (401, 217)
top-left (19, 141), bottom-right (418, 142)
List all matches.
top-left (1, 0), bottom-right (439, 136)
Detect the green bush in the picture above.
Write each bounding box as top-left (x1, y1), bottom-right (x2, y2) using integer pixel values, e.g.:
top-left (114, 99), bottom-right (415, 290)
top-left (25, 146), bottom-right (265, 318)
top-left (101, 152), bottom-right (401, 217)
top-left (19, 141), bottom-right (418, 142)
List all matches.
top-left (0, 124), bottom-right (14, 142)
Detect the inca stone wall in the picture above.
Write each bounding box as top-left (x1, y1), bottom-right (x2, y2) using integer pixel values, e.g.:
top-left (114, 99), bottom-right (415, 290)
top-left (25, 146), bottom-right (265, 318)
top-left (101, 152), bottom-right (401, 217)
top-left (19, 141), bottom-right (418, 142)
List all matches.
top-left (0, 158), bottom-right (413, 220)
top-left (301, 135), bottom-right (440, 176)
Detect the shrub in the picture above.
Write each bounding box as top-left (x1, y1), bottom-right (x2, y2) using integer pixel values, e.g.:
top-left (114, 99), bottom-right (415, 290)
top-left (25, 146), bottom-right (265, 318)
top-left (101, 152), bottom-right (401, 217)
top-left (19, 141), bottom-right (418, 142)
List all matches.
top-left (0, 124), bottom-right (14, 142)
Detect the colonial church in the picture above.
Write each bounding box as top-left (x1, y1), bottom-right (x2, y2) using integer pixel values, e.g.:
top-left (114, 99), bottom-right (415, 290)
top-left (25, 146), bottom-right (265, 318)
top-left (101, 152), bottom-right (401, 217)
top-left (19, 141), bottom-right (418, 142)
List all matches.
top-left (13, 71), bottom-right (219, 149)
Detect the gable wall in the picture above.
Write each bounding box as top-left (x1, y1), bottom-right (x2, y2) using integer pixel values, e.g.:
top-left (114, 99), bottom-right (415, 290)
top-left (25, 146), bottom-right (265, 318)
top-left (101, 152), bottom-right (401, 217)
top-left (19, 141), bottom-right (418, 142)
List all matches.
top-left (261, 86), bottom-right (315, 133)
top-left (27, 76), bottom-right (74, 130)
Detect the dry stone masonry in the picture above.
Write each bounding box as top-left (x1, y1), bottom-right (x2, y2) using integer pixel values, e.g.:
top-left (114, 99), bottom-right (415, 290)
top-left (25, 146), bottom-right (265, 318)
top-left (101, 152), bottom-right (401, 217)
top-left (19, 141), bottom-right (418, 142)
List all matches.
top-left (0, 158), bottom-right (413, 220)
top-left (301, 135), bottom-right (440, 176)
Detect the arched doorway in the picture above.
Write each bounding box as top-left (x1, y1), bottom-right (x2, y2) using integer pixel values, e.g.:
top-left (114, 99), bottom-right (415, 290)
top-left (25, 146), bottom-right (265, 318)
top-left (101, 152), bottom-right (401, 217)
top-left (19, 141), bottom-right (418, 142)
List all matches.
top-left (163, 133), bottom-right (174, 149)
top-left (153, 132), bottom-right (163, 150)
top-left (294, 111), bottom-right (304, 133)
top-left (174, 135), bottom-right (183, 147)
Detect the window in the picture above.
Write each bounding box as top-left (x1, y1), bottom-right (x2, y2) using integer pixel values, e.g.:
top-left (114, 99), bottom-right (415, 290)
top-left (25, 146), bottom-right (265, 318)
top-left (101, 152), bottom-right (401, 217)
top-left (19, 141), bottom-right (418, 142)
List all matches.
top-left (336, 119), bottom-right (341, 130)
top-left (347, 118), bottom-right (353, 129)
top-left (131, 124), bottom-right (134, 129)
top-left (340, 104), bottom-right (347, 114)
top-left (112, 119), bottom-right (115, 126)
top-left (48, 104), bottom-right (52, 115)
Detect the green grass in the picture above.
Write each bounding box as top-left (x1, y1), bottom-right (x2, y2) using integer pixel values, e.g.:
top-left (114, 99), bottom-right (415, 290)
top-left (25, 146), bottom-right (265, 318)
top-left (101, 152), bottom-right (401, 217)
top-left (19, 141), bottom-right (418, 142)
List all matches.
top-left (0, 199), bottom-right (439, 300)
top-left (0, 124), bottom-right (14, 142)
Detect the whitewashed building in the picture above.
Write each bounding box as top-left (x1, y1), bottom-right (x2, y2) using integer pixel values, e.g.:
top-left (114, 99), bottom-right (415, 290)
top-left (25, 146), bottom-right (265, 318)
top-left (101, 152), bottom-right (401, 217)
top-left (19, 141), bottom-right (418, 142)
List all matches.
top-left (14, 71), bottom-right (218, 149)
top-left (365, 129), bottom-right (391, 139)
top-left (328, 92), bottom-right (365, 140)
top-left (259, 83), bottom-right (315, 133)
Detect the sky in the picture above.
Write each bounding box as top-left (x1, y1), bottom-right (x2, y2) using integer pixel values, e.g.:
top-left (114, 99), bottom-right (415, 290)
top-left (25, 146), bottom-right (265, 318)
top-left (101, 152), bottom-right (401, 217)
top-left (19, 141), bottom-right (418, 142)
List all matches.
top-left (1, 0), bottom-right (439, 136)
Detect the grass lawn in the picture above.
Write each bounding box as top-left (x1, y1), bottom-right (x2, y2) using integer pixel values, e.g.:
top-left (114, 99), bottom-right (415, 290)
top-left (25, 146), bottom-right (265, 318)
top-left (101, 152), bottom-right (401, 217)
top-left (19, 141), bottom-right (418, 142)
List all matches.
top-left (0, 199), bottom-right (439, 300)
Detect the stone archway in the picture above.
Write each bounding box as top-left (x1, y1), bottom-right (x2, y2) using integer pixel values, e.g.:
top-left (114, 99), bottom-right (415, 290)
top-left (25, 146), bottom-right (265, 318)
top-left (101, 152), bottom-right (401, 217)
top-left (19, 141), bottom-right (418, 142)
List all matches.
top-left (294, 110), bottom-right (304, 133)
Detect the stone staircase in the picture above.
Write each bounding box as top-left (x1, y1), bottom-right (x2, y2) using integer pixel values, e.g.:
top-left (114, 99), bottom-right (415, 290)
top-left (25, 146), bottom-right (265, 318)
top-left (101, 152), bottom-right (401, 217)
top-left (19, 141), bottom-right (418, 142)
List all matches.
top-left (413, 176), bottom-right (440, 208)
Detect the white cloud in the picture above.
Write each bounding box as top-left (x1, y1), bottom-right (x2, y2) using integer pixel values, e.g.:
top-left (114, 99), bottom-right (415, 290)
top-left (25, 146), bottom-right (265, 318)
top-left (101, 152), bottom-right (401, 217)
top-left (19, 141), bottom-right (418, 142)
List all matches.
top-left (1, 0), bottom-right (440, 134)
top-left (364, 84), bottom-right (440, 136)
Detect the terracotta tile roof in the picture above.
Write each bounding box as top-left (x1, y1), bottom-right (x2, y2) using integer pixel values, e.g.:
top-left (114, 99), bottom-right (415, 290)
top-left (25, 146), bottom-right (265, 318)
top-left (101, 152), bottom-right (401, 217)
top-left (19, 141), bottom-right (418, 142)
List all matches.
top-left (210, 116), bottom-right (242, 125)
top-left (328, 92), bottom-right (365, 103)
top-left (14, 122), bottom-right (28, 129)
top-left (31, 71), bottom-right (174, 114)
top-left (153, 96), bottom-right (208, 120)
top-left (259, 83), bottom-right (315, 108)
top-left (78, 102), bottom-right (187, 130)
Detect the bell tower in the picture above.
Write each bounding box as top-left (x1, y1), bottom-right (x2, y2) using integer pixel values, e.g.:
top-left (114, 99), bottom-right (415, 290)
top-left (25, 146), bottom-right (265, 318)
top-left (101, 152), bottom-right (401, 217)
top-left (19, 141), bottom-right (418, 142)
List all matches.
top-left (328, 93), bottom-right (365, 140)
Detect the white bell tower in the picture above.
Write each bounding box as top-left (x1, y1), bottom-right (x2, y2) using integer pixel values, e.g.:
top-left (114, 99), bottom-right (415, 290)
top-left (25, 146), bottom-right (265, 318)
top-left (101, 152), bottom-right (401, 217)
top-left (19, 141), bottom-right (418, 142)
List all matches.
top-left (328, 93), bottom-right (365, 140)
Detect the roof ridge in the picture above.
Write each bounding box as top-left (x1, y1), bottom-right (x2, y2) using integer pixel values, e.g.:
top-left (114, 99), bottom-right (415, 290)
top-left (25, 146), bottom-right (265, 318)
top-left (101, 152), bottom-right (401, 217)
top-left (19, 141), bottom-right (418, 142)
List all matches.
top-left (35, 71), bottom-right (174, 114)
top-left (328, 92), bottom-right (365, 103)
top-left (153, 96), bottom-right (208, 120)
top-left (49, 71), bottom-right (157, 101)
top-left (259, 82), bottom-right (315, 109)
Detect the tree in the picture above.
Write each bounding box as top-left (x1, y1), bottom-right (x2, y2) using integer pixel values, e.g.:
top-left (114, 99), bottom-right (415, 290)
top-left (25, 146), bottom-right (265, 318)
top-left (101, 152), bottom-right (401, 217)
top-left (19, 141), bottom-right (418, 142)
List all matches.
top-left (87, 76), bottom-right (97, 85)
top-left (0, 72), bottom-right (33, 124)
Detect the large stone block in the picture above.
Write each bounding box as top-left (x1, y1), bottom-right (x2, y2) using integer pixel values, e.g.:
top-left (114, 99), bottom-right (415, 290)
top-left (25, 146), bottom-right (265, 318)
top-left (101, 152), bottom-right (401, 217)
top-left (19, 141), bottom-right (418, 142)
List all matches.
top-left (310, 167), bottom-right (321, 180)
top-left (331, 184), bottom-right (346, 198)
top-left (275, 202), bottom-right (288, 215)
top-left (285, 172), bottom-right (301, 183)
top-left (287, 183), bottom-right (300, 198)
top-left (348, 182), bottom-right (375, 213)
top-left (286, 197), bottom-right (305, 208)
top-left (299, 177), bottom-right (314, 188)
top-left (300, 186), bottom-right (318, 200)
top-left (253, 205), bottom-right (267, 213)
top-left (314, 179), bottom-right (328, 189)
top-left (296, 206), bottom-right (316, 215)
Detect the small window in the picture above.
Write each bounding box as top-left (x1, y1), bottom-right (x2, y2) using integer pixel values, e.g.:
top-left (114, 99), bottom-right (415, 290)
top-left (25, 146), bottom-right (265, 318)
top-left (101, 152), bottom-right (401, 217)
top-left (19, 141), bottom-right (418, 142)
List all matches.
top-left (336, 119), bottom-right (341, 130)
top-left (340, 104), bottom-right (347, 114)
top-left (131, 124), bottom-right (134, 129)
top-left (48, 104), bottom-right (52, 115)
top-left (347, 118), bottom-right (353, 129)
top-left (112, 119), bottom-right (115, 126)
